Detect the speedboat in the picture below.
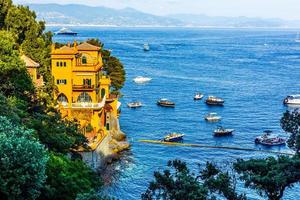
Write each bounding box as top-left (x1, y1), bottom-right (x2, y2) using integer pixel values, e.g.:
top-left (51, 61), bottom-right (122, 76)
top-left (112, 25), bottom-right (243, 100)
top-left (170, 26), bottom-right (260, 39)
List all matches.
top-left (283, 95), bottom-right (300, 105)
top-left (255, 130), bottom-right (286, 146)
top-left (213, 126), bottom-right (234, 137)
top-left (157, 98), bottom-right (175, 108)
top-left (133, 76), bottom-right (152, 84)
top-left (205, 96), bottom-right (224, 106)
top-left (127, 102), bottom-right (142, 108)
top-left (56, 27), bottom-right (77, 36)
top-left (144, 43), bottom-right (150, 51)
top-left (205, 113), bottom-right (221, 122)
top-left (163, 133), bottom-right (185, 142)
top-left (194, 93), bottom-right (204, 100)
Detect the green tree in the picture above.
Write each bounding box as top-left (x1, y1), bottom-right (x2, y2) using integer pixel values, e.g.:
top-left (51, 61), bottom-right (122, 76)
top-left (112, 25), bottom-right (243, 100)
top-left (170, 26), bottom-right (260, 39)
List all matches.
top-left (0, 30), bottom-right (34, 100)
top-left (0, 116), bottom-right (48, 199)
top-left (76, 190), bottom-right (112, 200)
top-left (234, 156), bottom-right (300, 200)
top-left (281, 110), bottom-right (300, 153)
top-left (39, 153), bottom-right (101, 200)
top-left (0, 0), bottom-right (12, 28)
top-left (200, 162), bottom-right (246, 200)
top-left (142, 160), bottom-right (209, 200)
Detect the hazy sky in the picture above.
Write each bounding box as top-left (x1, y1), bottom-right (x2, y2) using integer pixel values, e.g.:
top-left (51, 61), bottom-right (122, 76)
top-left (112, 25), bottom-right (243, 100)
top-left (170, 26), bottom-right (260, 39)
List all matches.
top-left (14, 0), bottom-right (300, 20)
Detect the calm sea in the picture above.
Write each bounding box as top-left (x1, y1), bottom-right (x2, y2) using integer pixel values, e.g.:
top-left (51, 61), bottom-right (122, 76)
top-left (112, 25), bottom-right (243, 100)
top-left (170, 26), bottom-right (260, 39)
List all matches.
top-left (50, 27), bottom-right (300, 199)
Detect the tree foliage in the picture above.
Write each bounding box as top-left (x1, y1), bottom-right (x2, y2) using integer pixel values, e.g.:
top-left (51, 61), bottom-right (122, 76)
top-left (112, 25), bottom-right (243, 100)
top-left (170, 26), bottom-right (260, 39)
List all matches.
top-left (142, 160), bottom-right (244, 200)
top-left (281, 109), bottom-right (300, 153)
top-left (0, 116), bottom-right (48, 199)
top-left (234, 156), bottom-right (300, 200)
top-left (39, 153), bottom-right (102, 200)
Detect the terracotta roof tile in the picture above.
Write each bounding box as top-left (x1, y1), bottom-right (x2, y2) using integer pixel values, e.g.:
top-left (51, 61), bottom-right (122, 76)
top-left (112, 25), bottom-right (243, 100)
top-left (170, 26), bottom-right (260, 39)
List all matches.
top-left (21, 55), bottom-right (40, 68)
top-left (77, 42), bottom-right (100, 51)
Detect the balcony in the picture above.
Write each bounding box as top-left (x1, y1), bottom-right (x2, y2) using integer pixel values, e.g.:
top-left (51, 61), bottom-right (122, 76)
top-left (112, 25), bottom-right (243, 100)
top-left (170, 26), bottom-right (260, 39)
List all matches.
top-left (72, 84), bottom-right (95, 91)
top-left (71, 96), bottom-right (106, 110)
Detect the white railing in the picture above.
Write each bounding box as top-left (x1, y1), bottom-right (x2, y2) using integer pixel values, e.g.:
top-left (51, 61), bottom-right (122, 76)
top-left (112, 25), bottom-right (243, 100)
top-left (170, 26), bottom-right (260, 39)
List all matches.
top-left (71, 95), bottom-right (106, 109)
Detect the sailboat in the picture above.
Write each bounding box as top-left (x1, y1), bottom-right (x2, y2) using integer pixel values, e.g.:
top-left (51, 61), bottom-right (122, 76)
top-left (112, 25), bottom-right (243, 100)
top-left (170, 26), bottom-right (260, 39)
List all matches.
top-left (295, 32), bottom-right (300, 43)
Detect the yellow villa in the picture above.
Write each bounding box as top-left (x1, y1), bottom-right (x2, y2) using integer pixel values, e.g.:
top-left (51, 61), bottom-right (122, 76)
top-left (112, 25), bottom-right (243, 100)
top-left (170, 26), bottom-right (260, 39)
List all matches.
top-left (51, 41), bottom-right (123, 151)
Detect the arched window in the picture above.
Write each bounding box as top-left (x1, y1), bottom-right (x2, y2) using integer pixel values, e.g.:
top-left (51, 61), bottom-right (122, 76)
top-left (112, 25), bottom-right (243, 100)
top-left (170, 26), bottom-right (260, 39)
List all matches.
top-left (101, 88), bottom-right (106, 99)
top-left (77, 92), bottom-right (92, 103)
top-left (57, 94), bottom-right (68, 106)
top-left (82, 56), bottom-right (87, 64)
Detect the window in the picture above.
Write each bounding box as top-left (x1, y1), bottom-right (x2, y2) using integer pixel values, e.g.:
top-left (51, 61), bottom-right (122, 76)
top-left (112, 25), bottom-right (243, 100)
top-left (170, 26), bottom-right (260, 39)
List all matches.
top-left (57, 94), bottom-right (68, 103)
top-left (64, 62), bottom-right (66, 67)
top-left (83, 79), bottom-right (92, 86)
top-left (56, 79), bottom-right (67, 85)
top-left (82, 56), bottom-right (87, 64)
top-left (56, 62), bottom-right (59, 67)
top-left (60, 62), bottom-right (63, 67)
top-left (101, 88), bottom-right (106, 99)
top-left (77, 92), bottom-right (92, 103)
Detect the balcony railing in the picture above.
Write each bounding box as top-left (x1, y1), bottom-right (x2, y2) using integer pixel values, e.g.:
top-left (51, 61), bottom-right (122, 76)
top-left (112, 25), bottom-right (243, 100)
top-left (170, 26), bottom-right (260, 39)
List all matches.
top-left (72, 84), bottom-right (94, 91)
top-left (71, 96), bottom-right (106, 110)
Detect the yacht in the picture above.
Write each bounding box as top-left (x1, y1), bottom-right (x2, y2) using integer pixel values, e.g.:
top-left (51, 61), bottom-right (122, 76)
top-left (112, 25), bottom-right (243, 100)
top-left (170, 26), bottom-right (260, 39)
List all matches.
top-left (133, 76), bottom-right (152, 84)
top-left (56, 27), bottom-right (77, 36)
top-left (205, 113), bottom-right (222, 122)
top-left (127, 102), bottom-right (142, 108)
top-left (144, 43), bottom-right (150, 51)
top-left (163, 133), bottom-right (185, 142)
top-left (194, 93), bottom-right (204, 100)
top-left (205, 96), bottom-right (224, 106)
top-left (213, 126), bottom-right (234, 137)
top-left (255, 130), bottom-right (286, 146)
top-left (283, 95), bottom-right (300, 105)
top-left (157, 98), bottom-right (175, 108)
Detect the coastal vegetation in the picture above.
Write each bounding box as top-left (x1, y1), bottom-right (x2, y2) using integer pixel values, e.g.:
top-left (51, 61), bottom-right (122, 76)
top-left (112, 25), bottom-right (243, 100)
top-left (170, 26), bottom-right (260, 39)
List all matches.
top-left (0, 0), bottom-right (122, 199)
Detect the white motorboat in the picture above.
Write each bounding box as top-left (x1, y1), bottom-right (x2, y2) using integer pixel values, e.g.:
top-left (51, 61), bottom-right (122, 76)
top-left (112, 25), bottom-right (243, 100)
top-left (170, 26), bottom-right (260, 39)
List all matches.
top-left (194, 93), bottom-right (204, 100)
top-left (205, 96), bottom-right (224, 106)
top-left (205, 113), bottom-right (222, 122)
top-left (214, 126), bottom-right (234, 137)
top-left (55, 27), bottom-right (77, 36)
top-left (283, 95), bottom-right (300, 105)
top-left (163, 133), bottom-right (185, 142)
top-left (127, 102), bottom-right (142, 108)
top-left (133, 76), bottom-right (152, 84)
top-left (144, 43), bottom-right (150, 51)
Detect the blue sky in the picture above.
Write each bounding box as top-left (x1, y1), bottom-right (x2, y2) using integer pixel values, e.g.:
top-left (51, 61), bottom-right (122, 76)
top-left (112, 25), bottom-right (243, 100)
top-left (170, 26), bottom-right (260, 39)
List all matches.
top-left (14, 0), bottom-right (300, 20)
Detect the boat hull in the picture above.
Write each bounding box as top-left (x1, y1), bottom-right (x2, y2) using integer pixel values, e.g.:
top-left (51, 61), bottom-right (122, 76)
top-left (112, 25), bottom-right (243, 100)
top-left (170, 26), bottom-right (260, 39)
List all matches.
top-left (205, 101), bottom-right (224, 106)
top-left (214, 130), bottom-right (234, 137)
top-left (157, 102), bottom-right (175, 108)
top-left (57, 33), bottom-right (77, 36)
top-left (164, 136), bottom-right (184, 142)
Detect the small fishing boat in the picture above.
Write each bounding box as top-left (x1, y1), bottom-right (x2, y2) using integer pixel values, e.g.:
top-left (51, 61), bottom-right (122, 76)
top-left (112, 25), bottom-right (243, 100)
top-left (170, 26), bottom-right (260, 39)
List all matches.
top-left (283, 95), bottom-right (300, 105)
top-left (163, 133), bottom-right (185, 142)
top-left (255, 130), bottom-right (286, 146)
top-left (133, 76), bottom-right (152, 84)
top-left (127, 102), bottom-right (142, 108)
top-left (56, 27), bottom-right (77, 36)
top-left (213, 126), bottom-right (234, 137)
top-left (157, 98), bottom-right (175, 108)
top-left (205, 113), bottom-right (222, 122)
top-left (144, 43), bottom-right (150, 51)
top-left (205, 96), bottom-right (224, 106)
top-left (194, 93), bottom-right (204, 100)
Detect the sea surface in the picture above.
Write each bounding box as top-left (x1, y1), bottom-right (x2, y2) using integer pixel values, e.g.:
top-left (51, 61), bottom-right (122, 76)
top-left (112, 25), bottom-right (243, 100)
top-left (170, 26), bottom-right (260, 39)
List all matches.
top-left (50, 27), bottom-right (300, 200)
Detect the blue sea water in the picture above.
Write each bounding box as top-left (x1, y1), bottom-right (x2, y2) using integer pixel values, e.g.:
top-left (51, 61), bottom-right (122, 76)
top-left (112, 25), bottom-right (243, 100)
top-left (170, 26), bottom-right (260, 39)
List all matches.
top-left (51, 27), bottom-right (300, 199)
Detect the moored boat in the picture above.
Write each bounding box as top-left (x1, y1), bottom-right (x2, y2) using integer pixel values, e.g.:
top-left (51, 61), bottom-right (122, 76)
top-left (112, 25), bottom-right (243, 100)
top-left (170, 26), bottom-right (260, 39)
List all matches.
top-left (194, 92), bottom-right (204, 100)
top-left (205, 113), bottom-right (221, 122)
top-left (163, 133), bottom-right (185, 142)
top-left (206, 96), bottom-right (224, 106)
top-left (213, 126), bottom-right (234, 137)
top-left (283, 95), bottom-right (300, 105)
top-left (157, 98), bottom-right (175, 108)
top-left (133, 76), bottom-right (152, 84)
top-left (255, 130), bottom-right (286, 146)
top-left (144, 43), bottom-right (150, 51)
top-left (56, 27), bottom-right (77, 36)
top-left (127, 102), bottom-right (142, 108)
